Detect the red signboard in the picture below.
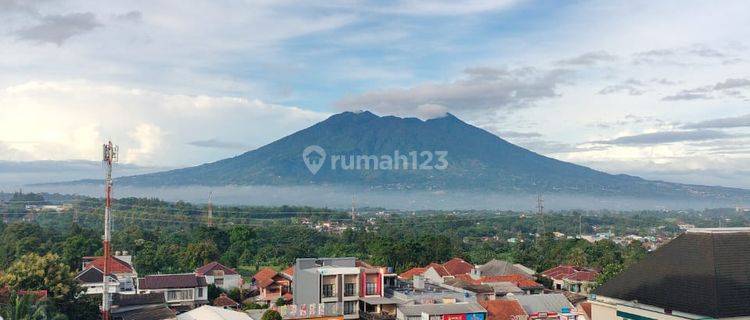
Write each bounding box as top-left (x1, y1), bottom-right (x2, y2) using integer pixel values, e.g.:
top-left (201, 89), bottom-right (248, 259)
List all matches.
top-left (443, 314), bottom-right (467, 320)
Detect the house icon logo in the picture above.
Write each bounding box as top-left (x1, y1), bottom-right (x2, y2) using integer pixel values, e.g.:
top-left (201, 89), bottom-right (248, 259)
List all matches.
top-left (302, 145), bottom-right (326, 175)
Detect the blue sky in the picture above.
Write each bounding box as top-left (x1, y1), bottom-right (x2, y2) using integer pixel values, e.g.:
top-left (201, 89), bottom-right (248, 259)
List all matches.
top-left (2, 0), bottom-right (750, 188)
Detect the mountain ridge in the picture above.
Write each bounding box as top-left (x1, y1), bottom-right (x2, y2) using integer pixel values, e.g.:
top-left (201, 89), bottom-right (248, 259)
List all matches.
top-left (102, 111), bottom-right (749, 200)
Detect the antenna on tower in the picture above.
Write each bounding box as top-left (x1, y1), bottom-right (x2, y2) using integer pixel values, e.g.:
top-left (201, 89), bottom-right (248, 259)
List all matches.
top-left (537, 194), bottom-right (545, 235)
top-left (101, 141), bottom-right (117, 320)
top-left (207, 191), bottom-right (213, 227)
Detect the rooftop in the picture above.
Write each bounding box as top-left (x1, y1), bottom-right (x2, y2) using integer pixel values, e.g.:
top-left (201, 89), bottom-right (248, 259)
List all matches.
top-left (595, 227), bottom-right (750, 318)
top-left (512, 294), bottom-right (574, 315)
top-left (397, 302), bottom-right (486, 316)
top-left (196, 261), bottom-right (239, 276)
top-left (138, 273), bottom-right (208, 290)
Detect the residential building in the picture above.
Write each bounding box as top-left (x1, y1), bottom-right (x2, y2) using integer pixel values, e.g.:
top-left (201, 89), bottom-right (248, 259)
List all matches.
top-left (396, 302), bottom-right (487, 320)
top-left (480, 300), bottom-right (528, 320)
top-left (177, 305), bottom-right (252, 320)
top-left (382, 277), bottom-right (486, 320)
top-left (196, 261), bottom-right (243, 291)
top-left (471, 260), bottom-right (535, 279)
top-left (591, 228), bottom-right (750, 320)
top-left (512, 294), bottom-right (579, 320)
top-left (454, 274), bottom-right (544, 296)
top-left (137, 273), bottom-right (209, 311)
top-left (293, 257), bottom-right (363, 320)
top-left (540, 266), bottom-right (599, 294)
top-left (213, 293), bottom-right (240, 309)
top-left (77, 254), bottom-right (138, 295)
top-left (398, 258), bottom-right (475, 284)
top-left (291, 258), bottom-right (397, 320)
top-left (110, 292), bottom-right (176, 320)
top-left (253, 267), bottom-right (293, 305)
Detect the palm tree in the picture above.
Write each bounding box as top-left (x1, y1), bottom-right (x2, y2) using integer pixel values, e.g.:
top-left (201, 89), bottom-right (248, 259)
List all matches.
top-left (0, 294), bottom-right (53, 320)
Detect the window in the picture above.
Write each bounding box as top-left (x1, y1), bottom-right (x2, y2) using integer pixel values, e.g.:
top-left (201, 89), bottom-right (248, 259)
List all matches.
top-left (365, 282), bottom-right (377, 295)
top-left (215, 279), bottom-right (224, 286)
top-left (344, 301), bottom-right (357, 315)
top-left (322, 284), bottom-right (334, 298)
top-left (197, 287), bottom-right (204, 298)
top-left (344, 283), bottom-right (355, 296)
top-left (167, 289), bottom-right (194, 301)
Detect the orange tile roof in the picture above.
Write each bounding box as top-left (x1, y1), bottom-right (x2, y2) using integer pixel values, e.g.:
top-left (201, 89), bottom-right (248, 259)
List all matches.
top-left (580, 302), bottom-right (592, 320)
top-left (480, 300), bottom-right (527, 320)
top-left (426, 263), bottom-right (451, 277)
top-left (282, 266), bottom-right (295, 277)
top-left (398, 267), bottom-right (426, 280)
top-left (213, 293), bottom-right (239, 308)
top-left (84, 256), bottom-right (133, 274)
top-left (443, 258), bottom-right (473, 275)
top-left (453, 274), bottom-right (478, 284)
top-left (253, 267), bottom-right (279, 288)
top-left (458, 274), bottom-right (543, 289)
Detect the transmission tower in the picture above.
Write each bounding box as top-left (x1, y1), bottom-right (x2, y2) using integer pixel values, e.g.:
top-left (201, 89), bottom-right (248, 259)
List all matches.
top-left (351, 195), bottom-right (357, 220)
top-left (207, 191), bottom-right (213, 227)
top-left (537, 194), bottom-right (545, 234)
top-left (101, 141), bottom-right (118, 320)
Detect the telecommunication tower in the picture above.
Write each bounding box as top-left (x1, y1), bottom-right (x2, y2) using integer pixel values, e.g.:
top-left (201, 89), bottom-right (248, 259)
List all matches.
top-left (101, 141), bottom-right (118, 320)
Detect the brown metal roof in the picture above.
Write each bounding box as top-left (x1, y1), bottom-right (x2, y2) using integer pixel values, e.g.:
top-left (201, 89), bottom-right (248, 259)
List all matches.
top-left (138, 274), bottom-right (207, 289)
top-left (595, 228), bottom-right (750, 318)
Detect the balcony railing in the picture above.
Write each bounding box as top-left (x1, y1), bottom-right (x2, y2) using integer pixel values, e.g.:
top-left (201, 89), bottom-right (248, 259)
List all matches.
top-left (361, 313), bottom-right (396, 320)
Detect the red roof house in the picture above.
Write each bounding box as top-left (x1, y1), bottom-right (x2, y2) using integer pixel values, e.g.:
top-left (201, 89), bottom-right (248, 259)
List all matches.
top-left (196, 261), bottom-right (238, 276)
top-left (213, 293), bottom-right (239, 309)
top-left (443, 258), bottom-right (474, 276)
top-left (480, 300), bottom-right (528, 320)
top-left (83, 256), bottom-right (134, 274)
top-left (398, 267), bottom-right (427, 280)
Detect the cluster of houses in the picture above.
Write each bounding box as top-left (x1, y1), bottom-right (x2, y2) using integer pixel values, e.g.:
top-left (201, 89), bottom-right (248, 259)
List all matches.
top-left (74, 227), bottom-right (750, 320)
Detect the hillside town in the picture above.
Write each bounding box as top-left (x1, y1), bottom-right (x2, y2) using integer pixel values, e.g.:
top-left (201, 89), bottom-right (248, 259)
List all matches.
top-left (51, 227), bottom-right (748, 320)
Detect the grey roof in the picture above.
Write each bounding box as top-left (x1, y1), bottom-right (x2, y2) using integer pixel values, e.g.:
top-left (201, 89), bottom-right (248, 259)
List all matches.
top-left (487, 282), bottom-right (524, 294)
top-left (76, 267), bottom-right (118, 284)
top-left (512, 294), bottom-right (573, 314)
top-left (360, 296), bottom-right (403, 305)
top-left (138, 274), bottom-right (208, 289)
top-left (112, 306), bottom-right (176, 320)
top-left (594, 228), bottom-right (750, 318)
top-left (398, 302), bottom-right (486, 316)
top-left (113, 293), bottom-right (165, 307)
top-left (442, 279), bottom-right (494, 294)
top-left (475, 260), bottom-right (534, 277)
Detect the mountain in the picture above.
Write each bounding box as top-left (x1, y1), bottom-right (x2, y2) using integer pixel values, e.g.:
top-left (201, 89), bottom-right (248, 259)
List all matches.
top-left (115, 111), bottom-right (750, 200)
top-left (0, 160), bottom-right (164, 188)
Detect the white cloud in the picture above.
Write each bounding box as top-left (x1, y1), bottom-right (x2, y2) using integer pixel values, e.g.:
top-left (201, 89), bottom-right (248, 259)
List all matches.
top-left (0, 80), bottom-right (328, 166)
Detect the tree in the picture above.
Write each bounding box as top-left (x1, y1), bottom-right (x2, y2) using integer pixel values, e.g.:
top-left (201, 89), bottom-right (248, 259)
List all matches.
top-left (207, 284), bottom-right (224, 302)
top-left (262, 309), bottom-right (282, 320)
top-left (180, 240), bottom-right (220, 270)
top-left (61, 233), bottom-right (99, 268)
top-left (0, 293), bottom-right (53, 320)
top-left (0, 253), bottom-right (96, 319)
top-left (596, 263), bottom-right (624, 286)
top-left (275, 297), bottom-right (285, 306)
top-left (566, 247), bottom-right (588, 267)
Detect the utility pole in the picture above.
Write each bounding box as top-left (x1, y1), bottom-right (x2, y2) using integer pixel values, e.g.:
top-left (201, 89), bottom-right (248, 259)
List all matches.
top-left (350, 195), bottom-right (357, 220)
top-left (207, 191), bottom-right (213, 227)
top-left (101, 141), bottom-right (117, 320)
top-left (537, 194), bottom-right (545, 235)
top-left (578, 213), bottom-right (583, 237)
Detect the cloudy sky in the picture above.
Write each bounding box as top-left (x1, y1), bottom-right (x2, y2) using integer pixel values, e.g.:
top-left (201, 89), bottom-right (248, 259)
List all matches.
top-left (2, 0), bottom-right (750, 188)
